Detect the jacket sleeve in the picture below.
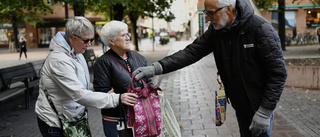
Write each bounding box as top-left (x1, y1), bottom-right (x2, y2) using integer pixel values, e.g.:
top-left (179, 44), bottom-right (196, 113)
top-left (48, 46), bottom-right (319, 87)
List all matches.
top-left (49, 57), bottom-right (119, 109)
top-left (93, 57), bottom-right (112, 92)
top-left (159, 26), bottom-right (215, 74)
top-left (255, 23), bottom-right (287, 110)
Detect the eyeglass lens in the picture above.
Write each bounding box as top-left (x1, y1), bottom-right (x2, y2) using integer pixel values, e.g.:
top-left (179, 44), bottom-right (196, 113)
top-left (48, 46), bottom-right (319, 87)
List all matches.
top-left (73, 34), bottom-right (94, 44)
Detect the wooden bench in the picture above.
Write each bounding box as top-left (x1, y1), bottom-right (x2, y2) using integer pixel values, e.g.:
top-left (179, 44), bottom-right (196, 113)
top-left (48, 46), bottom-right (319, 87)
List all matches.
top-left (0, 62), bottom-right (39, 109)
top-left (83, 49), bottom-right (97, 69)
top-left (29, 60), bottom-right (44, 95)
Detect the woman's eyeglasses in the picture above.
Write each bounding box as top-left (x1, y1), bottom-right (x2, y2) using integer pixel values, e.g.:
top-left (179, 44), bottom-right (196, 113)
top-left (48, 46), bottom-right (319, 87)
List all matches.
top-left (121, 33), bottom-right (131, 39)
top-left (73, 34), bottom-right (94, 44)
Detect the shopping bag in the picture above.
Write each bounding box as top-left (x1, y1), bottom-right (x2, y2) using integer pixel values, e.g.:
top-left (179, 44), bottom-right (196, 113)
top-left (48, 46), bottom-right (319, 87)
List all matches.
top-left (215, 83), bottom-right (227, 126)
top-left (157, 92), bottom-right (181, 137)
top-left (127, 74), bottom-right (161, 137)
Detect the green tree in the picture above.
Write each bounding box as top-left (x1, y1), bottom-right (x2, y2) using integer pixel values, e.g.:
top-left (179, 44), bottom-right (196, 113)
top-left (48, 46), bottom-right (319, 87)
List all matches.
top-left (0, 0), bottom-right (52, 49)
top-left (54, 0), bottom-right (87, 16)
top-left (87, 0), bottom-right (175, 51)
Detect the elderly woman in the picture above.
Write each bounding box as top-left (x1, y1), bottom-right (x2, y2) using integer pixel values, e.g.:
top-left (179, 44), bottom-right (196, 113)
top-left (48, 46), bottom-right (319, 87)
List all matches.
top-left (93, 20), bottom-right (157, 137)
top-left (35, 17), bottom-right (137, 137)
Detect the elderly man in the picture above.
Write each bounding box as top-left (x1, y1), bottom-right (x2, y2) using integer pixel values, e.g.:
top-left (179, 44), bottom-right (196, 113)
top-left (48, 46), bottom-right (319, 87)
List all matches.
top-left (133, 0), bottom-right (287, 136)
top-left (35, 16), bottom-right (137, 137)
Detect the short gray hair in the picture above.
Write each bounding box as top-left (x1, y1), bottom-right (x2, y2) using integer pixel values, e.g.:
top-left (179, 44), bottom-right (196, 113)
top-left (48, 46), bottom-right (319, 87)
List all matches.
top-left (100, 20), bottom-right (128, 47)
top-left (217, 0), bottom-right (236, 9)
top-left (65, 16), bottom-right (94, 40)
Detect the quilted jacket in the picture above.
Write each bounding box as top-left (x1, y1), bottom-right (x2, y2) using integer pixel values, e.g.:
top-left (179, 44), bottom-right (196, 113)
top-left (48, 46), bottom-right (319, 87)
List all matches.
top-left (93, 49), bottom-right (153, 117)
top-left (158, 0), bottom-right (287, 110)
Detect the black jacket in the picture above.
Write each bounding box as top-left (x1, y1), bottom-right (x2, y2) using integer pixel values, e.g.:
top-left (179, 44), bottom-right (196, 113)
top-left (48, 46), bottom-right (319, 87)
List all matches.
top-left (158, 0), bottom-right (287, 110)
top-left (93, 49), bottom-right (153, 117)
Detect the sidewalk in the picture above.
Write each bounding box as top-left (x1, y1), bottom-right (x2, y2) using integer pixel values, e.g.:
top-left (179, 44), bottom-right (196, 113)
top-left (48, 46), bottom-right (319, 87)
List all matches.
top-left (0, 38), bottom-right (319, 136)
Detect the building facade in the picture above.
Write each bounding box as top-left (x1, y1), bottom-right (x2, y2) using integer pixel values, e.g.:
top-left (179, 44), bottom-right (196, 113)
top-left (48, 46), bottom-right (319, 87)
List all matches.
top-left (196, 0), bottom-right (320, 37)
top-left (0, 2), bottom-right (105, 49)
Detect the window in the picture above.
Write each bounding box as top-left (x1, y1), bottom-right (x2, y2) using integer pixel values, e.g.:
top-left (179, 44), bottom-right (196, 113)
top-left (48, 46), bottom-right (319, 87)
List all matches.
top-left (271, 11), bottom-right (296, 29)
top-left (306, 9), bottom-right (320, 28)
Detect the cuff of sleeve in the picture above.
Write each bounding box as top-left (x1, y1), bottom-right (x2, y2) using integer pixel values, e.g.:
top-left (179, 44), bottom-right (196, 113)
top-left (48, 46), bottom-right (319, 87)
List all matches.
top-left (258, 106), bottom-right (274, 117)
top-left (152, 62), bottom-right (163, 75)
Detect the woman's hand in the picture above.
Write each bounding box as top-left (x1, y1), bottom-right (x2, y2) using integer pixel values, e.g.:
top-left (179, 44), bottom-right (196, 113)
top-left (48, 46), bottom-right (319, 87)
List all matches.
top-left (121, 93), bottom-right (138, 106)
top-left (107, 88), bottom-right (114, 93)
top-left (217, 74), bottom-right (222, 84)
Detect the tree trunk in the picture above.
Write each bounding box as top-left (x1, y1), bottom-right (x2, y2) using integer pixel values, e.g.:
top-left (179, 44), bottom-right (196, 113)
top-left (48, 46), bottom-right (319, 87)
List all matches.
top-left (113, 4), bottom-right (124, 21)
top-left (12, 16), bottom-right (19, 51)
top-left (74, 0), bottom-right (84, 16)
top-left (129, 13), bottom-right (139, 51)
top-left (278, 0), bottom-right (286, 51)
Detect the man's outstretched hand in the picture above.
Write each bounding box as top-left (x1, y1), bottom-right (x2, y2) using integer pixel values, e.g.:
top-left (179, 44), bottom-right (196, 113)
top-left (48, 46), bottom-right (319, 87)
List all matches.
top-left (133, 62), bottom-right (163, 81)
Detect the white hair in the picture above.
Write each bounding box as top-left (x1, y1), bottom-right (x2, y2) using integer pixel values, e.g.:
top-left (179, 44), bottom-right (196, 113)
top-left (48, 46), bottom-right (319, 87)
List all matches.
top-left (100, 20), bottom-right (128, 47)
top-left (65, 16), bottom-right (94, 40)
top-left (216, 0), bottom-right (236, 9)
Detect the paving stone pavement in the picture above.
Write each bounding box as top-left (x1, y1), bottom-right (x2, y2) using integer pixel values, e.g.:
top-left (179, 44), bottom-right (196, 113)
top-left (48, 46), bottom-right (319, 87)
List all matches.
top-left (0, 38), bottom-right (319, 137)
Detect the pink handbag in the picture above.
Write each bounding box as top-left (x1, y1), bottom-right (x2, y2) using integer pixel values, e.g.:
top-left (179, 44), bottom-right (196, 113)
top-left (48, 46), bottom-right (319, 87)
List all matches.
top-left (127, 74), bottom-right (161, 137)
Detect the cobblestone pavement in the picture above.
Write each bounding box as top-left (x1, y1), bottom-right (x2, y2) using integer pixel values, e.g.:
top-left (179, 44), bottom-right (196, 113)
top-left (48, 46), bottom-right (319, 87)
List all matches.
top-left (0, 38), bottom-right (319, 137)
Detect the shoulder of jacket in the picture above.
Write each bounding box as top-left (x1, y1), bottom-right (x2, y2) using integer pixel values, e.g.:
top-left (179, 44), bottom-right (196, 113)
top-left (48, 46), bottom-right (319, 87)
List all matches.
top-left (250, 15), bottom-right (267, 31)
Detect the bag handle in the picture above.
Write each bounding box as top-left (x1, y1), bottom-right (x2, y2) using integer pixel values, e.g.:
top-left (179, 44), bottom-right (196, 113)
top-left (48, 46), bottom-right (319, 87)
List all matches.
top-left (119, 95), bottom-right (129, 129)
top-left (107, 53), bottom-right (131, 76)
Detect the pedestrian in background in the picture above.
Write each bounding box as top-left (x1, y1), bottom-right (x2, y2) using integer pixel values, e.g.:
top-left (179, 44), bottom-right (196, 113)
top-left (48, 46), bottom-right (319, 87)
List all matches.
top-left (292, 25), bottom-right (297, 40)
top-left (133, 0), bottom-right (287, 137)
top-left (93, 20), bottom-right (158, 137)
top-left (35, 16), bottom-right (137, 137)
top-left (8, 33), bottom-right (15, 52)
top-left (19, 36), bottom-right (27, 60)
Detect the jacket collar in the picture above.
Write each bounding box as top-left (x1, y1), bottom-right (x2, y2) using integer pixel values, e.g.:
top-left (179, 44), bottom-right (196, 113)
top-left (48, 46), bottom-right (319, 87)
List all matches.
top-left (221, 0), bottom-right (254, 34)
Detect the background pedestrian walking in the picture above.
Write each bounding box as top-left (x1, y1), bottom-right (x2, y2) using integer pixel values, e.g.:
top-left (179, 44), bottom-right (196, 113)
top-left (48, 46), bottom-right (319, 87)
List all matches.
top-left (19, 36), bottom-right (27, 60)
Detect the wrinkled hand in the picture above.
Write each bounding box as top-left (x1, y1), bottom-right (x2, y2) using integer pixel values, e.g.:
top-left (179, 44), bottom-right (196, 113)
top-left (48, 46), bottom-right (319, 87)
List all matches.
top-left (120, 93), bottom-right (138, 106)
top-left (249, 106), bottom-right (274, 136)
top-left (133, 62), bottom-right (163, 81)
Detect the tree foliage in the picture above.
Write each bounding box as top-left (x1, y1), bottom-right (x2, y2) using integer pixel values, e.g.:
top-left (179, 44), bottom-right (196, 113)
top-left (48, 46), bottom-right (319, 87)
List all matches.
top-left (86, 0), bottom-right (175, 51)
top-left (0, 0), bottom-right (52, 47)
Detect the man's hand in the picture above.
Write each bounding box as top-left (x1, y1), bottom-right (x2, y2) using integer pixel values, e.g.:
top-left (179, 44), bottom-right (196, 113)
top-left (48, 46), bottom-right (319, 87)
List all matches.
top-left (120, 93), bottom-right (138, 106)
top-left (133, 62), bottom-right (162, 81)
top-left (249, 106), bottom-right (274, 136)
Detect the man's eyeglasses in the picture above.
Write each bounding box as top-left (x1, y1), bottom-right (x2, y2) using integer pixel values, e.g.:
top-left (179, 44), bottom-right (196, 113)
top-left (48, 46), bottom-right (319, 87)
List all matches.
top-left (203, 6), bottom-right (227, 19)
top-left (73, 34), bottom-right (94, 44)
top-left (121, 33), bottom-right (131, 39)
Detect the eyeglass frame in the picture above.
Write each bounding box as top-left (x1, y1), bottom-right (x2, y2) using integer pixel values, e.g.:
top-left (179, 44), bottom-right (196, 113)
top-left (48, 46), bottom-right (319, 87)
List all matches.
top-left (120, 33), bottom-right (131, 39)
top-left (73, 34), bottom-right (94, 44)
top-left (203, 6), bottom-right (228, 19)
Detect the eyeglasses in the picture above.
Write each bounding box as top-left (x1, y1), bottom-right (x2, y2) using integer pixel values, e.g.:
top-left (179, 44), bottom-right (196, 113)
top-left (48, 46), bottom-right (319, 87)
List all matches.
top-left (203, 6), bottom-right (228, 19)
top-left (121, 33), bottom-right (131, 39)
top-left (73, 34), bottom-right (94, 44)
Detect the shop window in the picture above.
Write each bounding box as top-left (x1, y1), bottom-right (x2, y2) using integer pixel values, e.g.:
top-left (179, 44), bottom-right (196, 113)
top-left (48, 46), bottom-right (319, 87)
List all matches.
top-left (271, 11), bottom-right (296, 29)
top-left (37, 27), bottom-right (64, 47)
top-left (306, 9), bottom-right (320, 28)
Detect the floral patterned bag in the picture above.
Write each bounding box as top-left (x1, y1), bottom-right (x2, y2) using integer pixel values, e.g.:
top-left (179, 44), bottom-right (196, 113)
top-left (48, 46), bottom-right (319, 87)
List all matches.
top-left (60, 111), bottom-right (91, 137)
top-left (127, 74), bottom-right (161, 137)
